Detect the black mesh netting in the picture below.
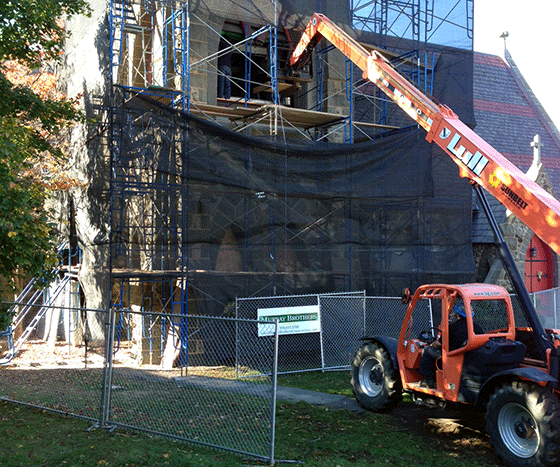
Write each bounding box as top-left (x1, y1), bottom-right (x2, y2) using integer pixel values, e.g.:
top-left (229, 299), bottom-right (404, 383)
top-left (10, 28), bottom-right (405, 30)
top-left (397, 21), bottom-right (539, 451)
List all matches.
top-left (110, 90), bottom-right (475, 316)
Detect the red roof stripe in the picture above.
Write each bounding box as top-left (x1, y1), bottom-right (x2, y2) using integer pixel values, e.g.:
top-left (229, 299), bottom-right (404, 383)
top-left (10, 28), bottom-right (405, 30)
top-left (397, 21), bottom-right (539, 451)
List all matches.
top-left (502, 153), bottom-right (532, 166)
top-left (501, 154), bottom-right (560, 170)
top-left (474, 98), bottom-right (538, 118)
top-left (474, 53), bottom-right (508, 68)
top-left (542, 156), bottom-right (560, 168)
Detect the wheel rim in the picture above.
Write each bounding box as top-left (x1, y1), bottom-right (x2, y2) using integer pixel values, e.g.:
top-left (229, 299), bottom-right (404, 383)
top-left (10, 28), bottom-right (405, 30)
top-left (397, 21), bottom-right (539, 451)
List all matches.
top-left (358, 355), bottom-right (384, 397)
top-left (497, 402), bottom-right (540, 459)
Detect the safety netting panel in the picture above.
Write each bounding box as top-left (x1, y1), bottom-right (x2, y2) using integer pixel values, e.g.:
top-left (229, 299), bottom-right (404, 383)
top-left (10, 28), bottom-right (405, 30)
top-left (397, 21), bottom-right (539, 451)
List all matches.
top-left (110, 90), bottom-right (474, 316)
top-left (352, 0), bottom-right (473, 50)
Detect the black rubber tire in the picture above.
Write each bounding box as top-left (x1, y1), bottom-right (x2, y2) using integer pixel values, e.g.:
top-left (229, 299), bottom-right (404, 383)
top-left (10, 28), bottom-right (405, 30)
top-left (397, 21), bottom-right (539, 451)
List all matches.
top-left (486, 381), bottom-right (560, 467)
top-left (350, 342), bottom-right (402, 412)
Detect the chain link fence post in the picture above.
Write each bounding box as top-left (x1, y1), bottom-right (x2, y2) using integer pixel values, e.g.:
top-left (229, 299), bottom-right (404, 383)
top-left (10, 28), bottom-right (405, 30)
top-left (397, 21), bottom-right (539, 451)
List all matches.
top-left (268, 319), bottom-right (279, 466)
top-left (317, 295), bottom-right (325, 371)
top-left (100, 306), bottom-right (116, 428)
top-left (554, 288), bottom-right (560, 329)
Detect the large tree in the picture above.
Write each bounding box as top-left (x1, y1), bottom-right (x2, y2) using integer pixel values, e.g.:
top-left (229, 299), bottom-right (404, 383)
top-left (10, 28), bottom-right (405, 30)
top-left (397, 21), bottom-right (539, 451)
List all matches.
top-left (0, 0), bottom-right (91, 324)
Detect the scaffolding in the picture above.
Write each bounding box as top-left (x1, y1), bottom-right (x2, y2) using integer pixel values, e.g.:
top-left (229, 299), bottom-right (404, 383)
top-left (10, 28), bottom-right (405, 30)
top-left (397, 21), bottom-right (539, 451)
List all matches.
top-left (109, 1), bottom-right (473, 144)
top-left (106, 0), bottom-right (476, 367)
top-left (348, 0), bottom-right (473, 140)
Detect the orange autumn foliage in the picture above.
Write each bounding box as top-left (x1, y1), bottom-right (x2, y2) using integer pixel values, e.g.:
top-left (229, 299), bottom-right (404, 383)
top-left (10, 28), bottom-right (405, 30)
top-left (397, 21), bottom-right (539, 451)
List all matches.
top-left (2, 60), bottom-right (85, 191)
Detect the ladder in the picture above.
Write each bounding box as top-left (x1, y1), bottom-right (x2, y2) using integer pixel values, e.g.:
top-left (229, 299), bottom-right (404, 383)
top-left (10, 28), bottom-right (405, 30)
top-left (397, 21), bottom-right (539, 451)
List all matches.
top-left (111, 0), bottom-right (139, 84)
top-left (0, 274), bottom-right (72, 364)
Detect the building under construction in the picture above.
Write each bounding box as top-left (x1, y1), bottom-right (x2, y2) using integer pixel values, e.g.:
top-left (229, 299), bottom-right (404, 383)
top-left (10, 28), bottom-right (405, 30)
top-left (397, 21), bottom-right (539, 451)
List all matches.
top-left (44, 0), bottom-right (560, 329)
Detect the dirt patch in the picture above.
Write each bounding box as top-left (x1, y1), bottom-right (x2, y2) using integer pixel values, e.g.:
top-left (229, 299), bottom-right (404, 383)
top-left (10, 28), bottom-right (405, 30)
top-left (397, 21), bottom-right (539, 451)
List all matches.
top-left (389, 403), bottom-right (499, 465)
top-left (1, 339), bottom-right (134, 369)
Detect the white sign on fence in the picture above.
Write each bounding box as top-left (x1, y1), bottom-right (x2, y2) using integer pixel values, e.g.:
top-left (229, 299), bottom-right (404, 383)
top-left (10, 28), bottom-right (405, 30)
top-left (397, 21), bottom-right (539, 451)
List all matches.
top-left (257, 305), bottom-right (321, 337)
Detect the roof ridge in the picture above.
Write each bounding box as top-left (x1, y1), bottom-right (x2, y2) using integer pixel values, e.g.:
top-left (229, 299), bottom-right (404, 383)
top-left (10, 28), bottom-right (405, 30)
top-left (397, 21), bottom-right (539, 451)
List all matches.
top-left (504, 49), bottom-right (560, 150)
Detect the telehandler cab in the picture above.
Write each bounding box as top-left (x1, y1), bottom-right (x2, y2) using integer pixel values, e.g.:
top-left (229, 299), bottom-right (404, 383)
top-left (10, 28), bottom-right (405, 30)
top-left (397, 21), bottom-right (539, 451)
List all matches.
top-left (352, 283), bottom-right (560, 467)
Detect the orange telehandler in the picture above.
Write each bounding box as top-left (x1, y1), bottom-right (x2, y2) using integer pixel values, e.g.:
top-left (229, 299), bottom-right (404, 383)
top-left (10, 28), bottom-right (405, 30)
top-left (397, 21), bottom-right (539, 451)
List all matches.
top-left (290, 14), bottom-right (560, 467)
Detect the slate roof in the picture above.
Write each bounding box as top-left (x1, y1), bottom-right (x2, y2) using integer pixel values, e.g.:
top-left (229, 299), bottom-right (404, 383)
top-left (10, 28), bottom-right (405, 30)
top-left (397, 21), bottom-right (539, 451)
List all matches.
top-left (472, 51), bottom-right (560, 243)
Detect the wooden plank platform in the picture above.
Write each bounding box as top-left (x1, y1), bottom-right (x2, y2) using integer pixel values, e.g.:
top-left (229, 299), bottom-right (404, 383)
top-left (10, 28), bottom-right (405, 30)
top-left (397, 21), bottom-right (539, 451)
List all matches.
top-left (252, 81), bottom-right (302, 97)
top-left (126, 90), bottom-right (398, 132)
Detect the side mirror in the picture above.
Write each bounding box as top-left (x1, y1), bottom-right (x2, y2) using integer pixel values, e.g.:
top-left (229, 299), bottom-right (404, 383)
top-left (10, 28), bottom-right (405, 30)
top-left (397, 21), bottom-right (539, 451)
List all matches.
top-left (401, 287), bottom-right (411, 304)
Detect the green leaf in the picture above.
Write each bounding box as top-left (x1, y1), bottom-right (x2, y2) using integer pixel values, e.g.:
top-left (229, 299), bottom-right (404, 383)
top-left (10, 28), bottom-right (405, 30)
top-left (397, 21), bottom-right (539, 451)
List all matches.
top-left (0, 0), bottom-right (91, 65)
top-left (0, 0), bottom-right (90, 310)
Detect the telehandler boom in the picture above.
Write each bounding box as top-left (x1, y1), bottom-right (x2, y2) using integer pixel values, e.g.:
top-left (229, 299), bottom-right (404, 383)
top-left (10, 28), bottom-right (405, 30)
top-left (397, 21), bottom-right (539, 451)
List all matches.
top-left (290, 14), bottom-right (560, 467)
top-left (290, 14), bottom-right (560, 257)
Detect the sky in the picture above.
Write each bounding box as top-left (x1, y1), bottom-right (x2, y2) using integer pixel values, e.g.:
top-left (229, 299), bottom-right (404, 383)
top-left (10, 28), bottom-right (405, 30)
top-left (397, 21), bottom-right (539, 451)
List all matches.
top-left (473, 1), bottom-right (560, 129)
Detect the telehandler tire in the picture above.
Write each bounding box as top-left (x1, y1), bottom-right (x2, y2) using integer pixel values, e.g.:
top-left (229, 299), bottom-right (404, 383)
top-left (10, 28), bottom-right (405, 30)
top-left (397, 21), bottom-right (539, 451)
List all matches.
top-left (486, 381), bottom-right (560, 467)
top-left (351, 342), bottom-right (402, 412)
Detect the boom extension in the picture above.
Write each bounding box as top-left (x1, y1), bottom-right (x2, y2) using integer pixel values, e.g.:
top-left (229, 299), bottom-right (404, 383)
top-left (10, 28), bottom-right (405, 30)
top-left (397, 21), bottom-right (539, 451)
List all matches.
top-left (289, 14), bottom-right (439, 132)
top-left (290, 13), bottom-right (560, 256)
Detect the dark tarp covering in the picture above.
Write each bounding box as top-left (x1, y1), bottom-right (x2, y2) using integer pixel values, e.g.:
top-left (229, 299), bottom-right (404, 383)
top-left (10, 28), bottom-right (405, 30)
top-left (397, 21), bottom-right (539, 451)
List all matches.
top-left (432, 50), bottom-right (476, 129)
top-left (186, 119), bottom-right (433, 199)
top-left (111, 91), bottom-right (475, 316)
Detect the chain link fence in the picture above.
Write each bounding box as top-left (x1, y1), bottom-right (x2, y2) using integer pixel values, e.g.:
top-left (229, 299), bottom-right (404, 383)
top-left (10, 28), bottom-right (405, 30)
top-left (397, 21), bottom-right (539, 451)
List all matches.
top-left (3, 287), bottom-right (560, 463)
top-left (0, 305), bottom-right (279, 464)
top-left (530, 287), bottom-right (560, 329)
top-left (0, 305), bottom-right (106, 421)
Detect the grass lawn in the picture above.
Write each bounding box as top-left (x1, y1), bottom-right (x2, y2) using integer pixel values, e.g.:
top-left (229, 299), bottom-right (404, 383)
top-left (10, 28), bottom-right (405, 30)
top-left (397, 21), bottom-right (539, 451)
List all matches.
top-left (277, 369), bottom-right (354, 396)
top-left (0, 370), bottom-right (498, 467)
